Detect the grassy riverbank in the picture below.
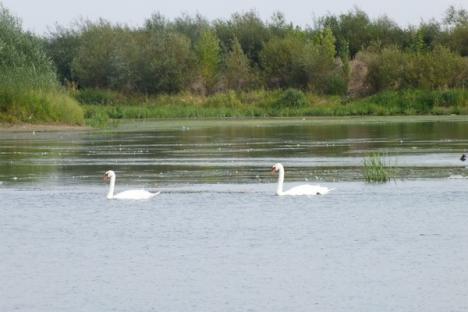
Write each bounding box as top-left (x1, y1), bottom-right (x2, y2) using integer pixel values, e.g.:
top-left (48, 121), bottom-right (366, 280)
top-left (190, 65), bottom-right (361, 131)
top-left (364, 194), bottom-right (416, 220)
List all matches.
top-left (80, 88), bottom-right (468, 127)
top-left (0, 5), bottom-right (84, 126)
top-left (2, 87), bottom-right (466, 128)
top-left (0, 88), bottom-right (84, 125)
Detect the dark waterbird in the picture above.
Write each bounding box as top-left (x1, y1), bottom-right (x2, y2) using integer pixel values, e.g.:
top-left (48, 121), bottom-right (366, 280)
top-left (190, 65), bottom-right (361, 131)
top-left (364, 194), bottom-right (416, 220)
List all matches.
top-left (461, 154), bottom-right (466, 162)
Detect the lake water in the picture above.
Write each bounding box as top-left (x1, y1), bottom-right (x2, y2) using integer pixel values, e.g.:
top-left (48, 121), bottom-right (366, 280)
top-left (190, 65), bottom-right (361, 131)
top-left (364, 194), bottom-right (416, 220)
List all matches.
top-left (1, 117), bottom-right (468, 311)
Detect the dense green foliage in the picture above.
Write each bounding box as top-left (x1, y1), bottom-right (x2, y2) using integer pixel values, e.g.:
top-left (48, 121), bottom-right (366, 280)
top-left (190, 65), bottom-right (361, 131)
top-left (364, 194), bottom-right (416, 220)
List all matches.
top-left (1, 2), bottom-right (468, 125)
top-left (274, 89), bottom-right (309, 108)
top-left (223, 37), bottom-right (255, 90)
top-left (69, 21), bottom-right (194, 94)
top-left (40, 6), bottom-right (468, 98)
top-left (360, 45), bottom-right (468, 92)
top-left (0, 5), bottom-right (83, 124)
top-left (0, 7), bottom-right (56, 90)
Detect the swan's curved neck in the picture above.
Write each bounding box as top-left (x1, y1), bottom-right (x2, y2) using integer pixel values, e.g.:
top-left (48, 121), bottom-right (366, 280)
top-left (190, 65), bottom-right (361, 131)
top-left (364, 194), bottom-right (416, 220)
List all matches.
top-left (107, 176), bottom-right (116, 199)
top-left (276, 167), bottom-right (284, 195)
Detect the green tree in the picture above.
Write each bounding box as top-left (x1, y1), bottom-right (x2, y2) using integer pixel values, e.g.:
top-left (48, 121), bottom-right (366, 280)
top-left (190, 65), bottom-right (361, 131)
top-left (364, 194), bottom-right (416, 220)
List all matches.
top-left (319, 9), bottom-right (411, 58)
top-left (411, 21), bottom-right (444, 51)
top-left (444, 6), bottom-right (468, 26)
top-left (409, 30), bottom-right (426, 53)
top-left (259, 32), bottom-right (305, 88)
top-left (449, 25), bottom-right (468, 56)
top-left (138, 31), bottom-right (195, 93)
top-left (106, 28), bottom-right (141, 92)
top-left (268, 12), bottom-right (293, 38)
top-left (214, 11), bottom-right (271, 66)
top-left (172, 13), bottom-right (210, 47)
top-left (362, 45), bottom-right (468, 92)
top-left (224, 37), bottom-right (254, 90)
top-left (46, 26), bottom-right (81, 84)
top-left (411, 46), bottom-right (466, 89)
top-left (195, 30), bottom-right (221, 93)
top-left (361, 47), bottom-right (406, 92)
top-left (339, 9), bottom-right (372, 57)
top-left (71, 20), bottom-right (118, 88)
top-left (369, 16), bottom-right (406, 46)
top-left (301, 28), bottom-right (346, 94)
top-left (144, 12), bottom-right (169, 32)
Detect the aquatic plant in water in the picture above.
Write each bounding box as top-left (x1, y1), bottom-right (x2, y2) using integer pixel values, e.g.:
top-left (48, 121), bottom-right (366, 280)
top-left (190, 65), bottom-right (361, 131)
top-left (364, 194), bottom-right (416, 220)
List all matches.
top-left (363, 153), bottom-right (392, 183)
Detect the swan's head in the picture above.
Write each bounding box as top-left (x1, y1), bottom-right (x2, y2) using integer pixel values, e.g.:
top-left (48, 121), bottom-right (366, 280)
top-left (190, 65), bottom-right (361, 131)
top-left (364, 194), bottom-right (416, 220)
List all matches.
top-left (271, 163), bottom-right (283, 174)
top-left (103, 170), bottom-right (116, 181)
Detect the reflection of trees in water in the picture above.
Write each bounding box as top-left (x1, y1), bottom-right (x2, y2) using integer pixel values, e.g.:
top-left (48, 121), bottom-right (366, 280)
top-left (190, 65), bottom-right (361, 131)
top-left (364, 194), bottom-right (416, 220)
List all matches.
top-left (177, 121), bottom-right (468, 158)
top-left (0, 132), bottom-right (86, 183)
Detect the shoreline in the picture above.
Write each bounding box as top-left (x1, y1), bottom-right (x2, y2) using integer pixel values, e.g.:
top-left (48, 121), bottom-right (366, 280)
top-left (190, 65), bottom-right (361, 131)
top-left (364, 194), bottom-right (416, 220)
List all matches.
top-left (0, 123), bottom-right (90, 132)
top-left (1, 115), bottom-right (468, 132)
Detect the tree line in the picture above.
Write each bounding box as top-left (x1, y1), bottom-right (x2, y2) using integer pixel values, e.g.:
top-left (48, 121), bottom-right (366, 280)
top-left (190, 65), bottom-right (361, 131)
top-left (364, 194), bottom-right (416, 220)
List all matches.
top-left (43, 6), bottom-right (468, 97)
top-left (2, 3), bottom-right (468, 100)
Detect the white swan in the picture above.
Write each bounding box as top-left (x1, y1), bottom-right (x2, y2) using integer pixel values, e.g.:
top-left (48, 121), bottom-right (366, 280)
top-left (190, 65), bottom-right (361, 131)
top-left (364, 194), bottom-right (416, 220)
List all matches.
top-left (271, 163), bottom-right (333, 196)
top-left (103, 170), bottom-right (159, 200)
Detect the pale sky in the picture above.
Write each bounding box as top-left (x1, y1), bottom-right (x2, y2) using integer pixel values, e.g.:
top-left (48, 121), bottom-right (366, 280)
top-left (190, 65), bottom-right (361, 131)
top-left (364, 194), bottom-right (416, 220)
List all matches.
top-left (2, 0), bottom-right (468, 34)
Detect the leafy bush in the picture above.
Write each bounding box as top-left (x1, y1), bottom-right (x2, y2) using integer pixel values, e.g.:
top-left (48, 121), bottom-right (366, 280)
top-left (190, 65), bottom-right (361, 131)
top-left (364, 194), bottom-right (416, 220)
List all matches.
top-left (274, 88), bottom-right (309, 108)
top-left (0, 89), bottom-right (84, 124)
top-left (361, 46), bottom-right (468, 93)
top-left (324, 73), bottom-right (348, 95)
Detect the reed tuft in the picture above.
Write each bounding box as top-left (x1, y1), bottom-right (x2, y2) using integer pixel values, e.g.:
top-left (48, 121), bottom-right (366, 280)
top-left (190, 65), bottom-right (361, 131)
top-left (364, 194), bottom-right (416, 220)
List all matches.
top-left (363, 153), bottom-right (392, 183)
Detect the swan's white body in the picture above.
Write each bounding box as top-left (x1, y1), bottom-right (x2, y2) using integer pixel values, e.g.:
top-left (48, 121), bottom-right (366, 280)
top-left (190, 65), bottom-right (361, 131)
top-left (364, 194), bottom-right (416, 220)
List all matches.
top-left (104, 170), bottom-right (159, 200)
top-left (272, 163), bottom-right (333, 196)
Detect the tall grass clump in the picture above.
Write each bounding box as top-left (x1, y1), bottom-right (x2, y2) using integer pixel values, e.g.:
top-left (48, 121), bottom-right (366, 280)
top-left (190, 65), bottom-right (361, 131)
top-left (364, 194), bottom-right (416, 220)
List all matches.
top-left (363, 153), bottom-right (392, 183)
top-left (0, 5), bottom-right (84, 125)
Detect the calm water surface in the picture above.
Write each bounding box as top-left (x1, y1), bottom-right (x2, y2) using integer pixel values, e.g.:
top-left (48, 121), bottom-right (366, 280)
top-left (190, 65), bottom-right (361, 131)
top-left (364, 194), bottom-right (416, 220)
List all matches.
top-left (1, 117), bottom-right (468, 311)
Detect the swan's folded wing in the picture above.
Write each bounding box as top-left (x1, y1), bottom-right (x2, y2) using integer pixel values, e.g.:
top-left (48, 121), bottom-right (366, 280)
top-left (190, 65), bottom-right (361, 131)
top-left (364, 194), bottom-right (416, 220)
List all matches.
top-left (114, 189), bottom-right (159, 200)
top-left (284, 184), bottom-right (333, 196)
